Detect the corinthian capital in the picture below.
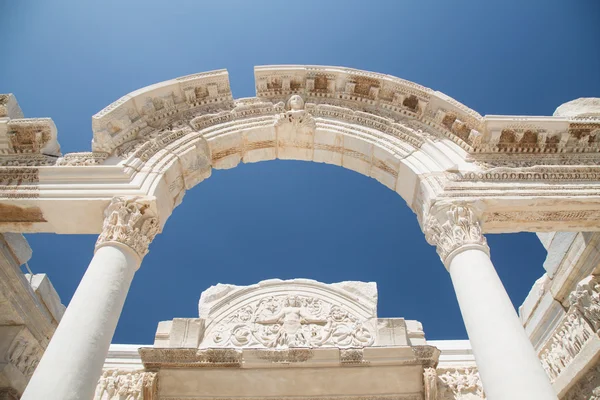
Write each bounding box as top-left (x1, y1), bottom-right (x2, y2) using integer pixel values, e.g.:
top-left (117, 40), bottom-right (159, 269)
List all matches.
top-left (424, 204), bottom-right (489, 267)
top-left (95, 196), bottom-right (159, 258)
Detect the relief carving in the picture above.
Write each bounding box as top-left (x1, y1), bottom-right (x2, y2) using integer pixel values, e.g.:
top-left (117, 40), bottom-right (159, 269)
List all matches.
top-left (207, 294), bottom-right (375, 349)
top-left (424, 204), bottom-right (488, 266)
top-left (7, 338), bottom-right (42, 379)
top-left (570, 275), bottom-right (600, 331)
top-left (274, 95), bottom-right (316, 132)
top-left (95, 196), bottom-right (159, 258)
top-left (94, 370), bottom-right (157, 400)
top-left (538, 275), bottom-right (598, 382)
top-left (563, 361), bottom-right (600, 400)
top-left (437, 367), bottom-right (485, 399)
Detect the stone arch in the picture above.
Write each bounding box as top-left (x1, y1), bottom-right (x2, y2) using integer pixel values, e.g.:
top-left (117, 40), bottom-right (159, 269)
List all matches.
top-left (91, 66), bottom-right (476, 228)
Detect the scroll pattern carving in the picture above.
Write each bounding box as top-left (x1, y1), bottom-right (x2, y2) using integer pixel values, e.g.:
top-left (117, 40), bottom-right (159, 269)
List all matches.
top-left (7, 338), bottom-right (41, 379)
top-left (94, 370), bottom-right (157, 400)
top-left (207, 294), bottom-right (375, 349)
top-left (424, 205), bottom-right (488, 265)
top-left (539, 275), bottom-right (600, 382)
top-left (95, 197), bottom-right (159, 258)
top-left (437, 367), bottom-right (485, 399)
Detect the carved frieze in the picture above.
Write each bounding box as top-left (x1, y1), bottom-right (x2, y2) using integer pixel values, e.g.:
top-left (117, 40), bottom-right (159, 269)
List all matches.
top-left (539, 308), bottom-right (593, 381)
top-left (563, 361), bottom-right (600, 400)
top-left (569, 275), bottom-right (600, 331)
top-left (424, 204), bottom-right (489, 266)
top-left (95, 197), bottom-right (159, 258)
top-left (94, 370), bottom-right (157, 400)
top-left (538, 275), bottom-right (599, 382)
top-left (7, 337), bottom-right (42, 380)
top-left (139, 348), bottom-right (242, 369)
top-left (437, 367), bottom-right (485, 399)
top-left (206, 294), bottom-right (375, 349)
top-left (56, 152), bottom-right (109, 166)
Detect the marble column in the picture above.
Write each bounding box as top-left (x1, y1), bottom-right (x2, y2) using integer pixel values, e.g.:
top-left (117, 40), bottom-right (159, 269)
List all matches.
top-left (21, 197), bottom-right (159, 400)
top-left (425, 204), bottom-right (557, 400)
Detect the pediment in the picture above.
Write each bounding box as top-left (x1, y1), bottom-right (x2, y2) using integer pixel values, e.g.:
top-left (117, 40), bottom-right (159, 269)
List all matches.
top-left (197, 279), bottom-right (378, 349)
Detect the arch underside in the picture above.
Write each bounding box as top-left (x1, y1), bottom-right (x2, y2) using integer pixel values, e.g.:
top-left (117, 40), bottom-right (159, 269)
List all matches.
top-left (0, 65), bottom-right (599, 234)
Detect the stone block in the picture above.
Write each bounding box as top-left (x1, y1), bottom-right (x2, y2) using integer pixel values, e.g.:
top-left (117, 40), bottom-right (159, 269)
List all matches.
top-left (23, 274), bottom-right (65, 325)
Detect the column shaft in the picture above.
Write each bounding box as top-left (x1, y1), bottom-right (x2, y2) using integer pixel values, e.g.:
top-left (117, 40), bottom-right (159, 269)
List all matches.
top-left (449, 248), bottom-right (557, 400)
top-left (21, 244), bottom-right (140, 400)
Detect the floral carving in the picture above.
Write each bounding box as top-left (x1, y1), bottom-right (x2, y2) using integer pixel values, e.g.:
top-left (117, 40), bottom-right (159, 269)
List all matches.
top-left (94, 370), bottom-right (157, 400)
top-left (95, 197), bottom-right (159, 258)
top-left (424, 204), bottom-right (489, 266)
top-left (437, 367), bottom-right (485, 399)
top-left (569, 275), bottom-right (600, 331)
top-left (206, 294), bottom-right (375, 349)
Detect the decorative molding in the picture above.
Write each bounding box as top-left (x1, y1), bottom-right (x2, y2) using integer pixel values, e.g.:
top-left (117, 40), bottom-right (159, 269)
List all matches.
top-left (453, 166), bottom-right (600, 182)
top-left (340, 348), bottom-right (366, 365)
top-left (139, 348), bottom-right (242, 369)
top-left (95, 197), bottom-right (159, 258)
top-left (411, 345), bottom-right (441, 368)
top-left (437, 367), bottom-right (485, 399)
top-left (423, 367), bottom-right (437, 400)
top-left (6, 118), bottom-right (60, 156)
top-left (161, 396), bottom-right (422, 400)
top-left (94, 370), bottom-right (157, 400)
top-left (0, 154), bottom-right (57, 166)
top-left (424, 204), bottom-right (489, 266)
top-left (56, 152), bottom-right (109, 166)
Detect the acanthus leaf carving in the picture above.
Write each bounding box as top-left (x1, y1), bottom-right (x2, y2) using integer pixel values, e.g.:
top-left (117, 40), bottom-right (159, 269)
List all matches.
top-left (437, 367), bottom-right (485, 399)
top-left (424, 204), bottom-right (489, 266)
top-left (95, 196), bottom-right (159, 258)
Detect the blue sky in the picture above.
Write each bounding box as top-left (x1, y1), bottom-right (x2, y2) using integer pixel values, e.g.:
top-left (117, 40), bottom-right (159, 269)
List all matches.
top-left (1, 1), bottom-right (599, 343)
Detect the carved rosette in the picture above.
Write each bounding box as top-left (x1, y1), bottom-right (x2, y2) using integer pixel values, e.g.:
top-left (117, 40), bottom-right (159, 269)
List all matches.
top-left (424, 204), bottom-right (489, 267)
top-left (95, 197), bottom-right (159, 258)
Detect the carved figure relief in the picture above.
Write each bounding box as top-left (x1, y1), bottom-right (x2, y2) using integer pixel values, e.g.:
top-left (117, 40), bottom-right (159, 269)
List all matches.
top-left (274, 95), bottom-right (316, 131)
top-left (7, 338), bottom-right (41, 379)
top-left (206, 294), bottom-right (375, 349)
top-left (94, 370), bottom-right (157, 400)
top-left (563, 361), bottom-right (600, 400)
top-left (538, 275), bottom-right (599, 382)
top-left (274, 95), bottom-right (316, 160)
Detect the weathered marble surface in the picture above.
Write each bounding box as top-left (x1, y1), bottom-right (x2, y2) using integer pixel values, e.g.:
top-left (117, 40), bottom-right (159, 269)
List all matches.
top-left (0, 234), bottom-right (64, 396)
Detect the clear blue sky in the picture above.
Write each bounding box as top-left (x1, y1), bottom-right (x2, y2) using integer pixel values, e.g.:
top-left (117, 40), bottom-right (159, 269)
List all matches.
top-left (1, 1), bottom-right (599, 343)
